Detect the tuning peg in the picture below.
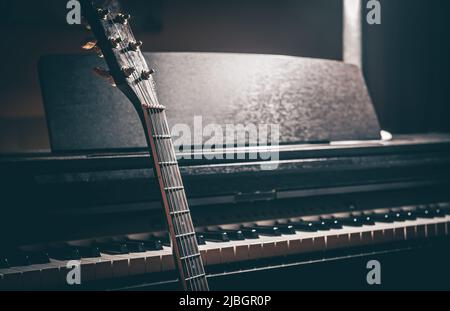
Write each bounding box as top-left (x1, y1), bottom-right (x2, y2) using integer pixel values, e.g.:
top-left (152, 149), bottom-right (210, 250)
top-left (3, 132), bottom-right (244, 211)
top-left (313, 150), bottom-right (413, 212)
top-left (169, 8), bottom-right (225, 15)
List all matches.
top-left (122, 67), bottom-right (136, 78)
top-left (81, 37), bottom-right (103, 57)
top-left (81, 37), bottom-right (98, 50)
top-left (128, 40), bottom-right (143, 52)
top-left (97, 8), bottom-right (110, 20)
top-left (109, 37), bottom-right (122, 48)
top-left (93, 67), bottom-right (116, 86)
top-left (114, 13), bottom-right (131, 24)
top-left (141, 69), bottom-right (155, 80)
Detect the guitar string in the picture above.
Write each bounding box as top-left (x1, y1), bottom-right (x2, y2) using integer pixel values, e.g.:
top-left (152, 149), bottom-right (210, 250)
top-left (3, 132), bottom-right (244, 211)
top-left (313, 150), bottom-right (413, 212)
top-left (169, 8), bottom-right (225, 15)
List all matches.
top-left (106, 14), bottom-right (205, 289)
top-left (102, 19), bottom-right (198, 289)
top-left (150, 110), bottom-right (200, 289)
top-left (151, 111), bottom-right (200, 287)
top-left (105, 14), bottom-right (203, 289)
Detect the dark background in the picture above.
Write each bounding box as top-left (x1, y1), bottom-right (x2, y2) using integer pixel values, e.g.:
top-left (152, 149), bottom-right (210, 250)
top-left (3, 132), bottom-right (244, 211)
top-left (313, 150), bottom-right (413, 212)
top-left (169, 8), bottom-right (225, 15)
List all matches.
top-left (0, 0), bottom-right (448, 152)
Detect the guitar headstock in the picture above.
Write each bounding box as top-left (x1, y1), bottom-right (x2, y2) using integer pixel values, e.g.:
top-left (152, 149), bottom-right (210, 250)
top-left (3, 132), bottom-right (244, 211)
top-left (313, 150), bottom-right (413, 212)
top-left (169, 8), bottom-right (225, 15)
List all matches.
top-left (80, 0), bottom-right (159, 110)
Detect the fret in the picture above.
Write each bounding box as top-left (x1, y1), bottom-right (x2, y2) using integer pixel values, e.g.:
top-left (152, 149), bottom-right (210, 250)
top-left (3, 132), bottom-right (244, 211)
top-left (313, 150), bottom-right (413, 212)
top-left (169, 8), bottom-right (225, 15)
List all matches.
top-left (180, 253), bottom-right (201, 261)
top-left (153, 134), bottom-right (172, 139)
top-left (142, 103), bottom-right (166, 110)
top-left (170, 209), bottom-right (190, 215)
top-left (185, 273), bottom-right (207, 282)
top-left (165, 186), bottom-right (184, 191)
top-left (175, 232), bottom-right (196, 239)
top-left (159, 161), bottom-right (178, 166)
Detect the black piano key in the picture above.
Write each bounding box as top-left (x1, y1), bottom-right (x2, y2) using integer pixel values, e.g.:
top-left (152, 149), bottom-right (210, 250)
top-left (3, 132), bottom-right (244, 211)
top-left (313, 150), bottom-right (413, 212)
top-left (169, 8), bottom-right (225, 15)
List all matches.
top-left (416, 205), bottom-right (434, 219)
top-left (359, 214), bottom-right (375, 225)
top-left (275, 224), bottom-right (296, 235)
top-left (240, 228), bottom-right (259, 239)
top-left (130, 237), bottom-right (164, 250)
top-left (290, 220), bottom-right (318, 232)
top-left (97, 242), bottom-right (129, 255)
top-left (339, 215), bottom-right (364, 227)
top-left (389, 210), bottom-right (407, 222)
top-left (429, 204), bottom-right (446, 218)
top-left (201, 231), bottom-right (230, 242)
top-left (372, 212), bottom-right (394, 223)
top-left (221, 230), bottom-right (245, 240)
top-left (0, 256), bottom-right (10, 268)
top-left (125, 241), bottom-right (146, 253)
top-left (5, 250), bottom-right (49, 266)
top-left (196, 234), bottom-right (206, 245)
top-left (147, 238), bottom-right (164, 250)
top-left (443, 205), bottom-right (450, 215)
top-left (244, 225), bottom-right (281, 236)
top-left (322, 218), bottom-right (343, 229)
top-left (313, 220), bottom-right (331, 231)
top-left (293, 219), bottom-right (331, 231)
top-left (76, 246), bottom-right (101, 258)
top-left (5, 250), bottom-right (32, 266)
top-left (161, 235), bottom-right (176, 247)
top-left (24, 251), bottom-right (50, 265)
top-left (404, 210), bottom-right (417, 220)
top-left (49, 246), bottom-right (82, 261)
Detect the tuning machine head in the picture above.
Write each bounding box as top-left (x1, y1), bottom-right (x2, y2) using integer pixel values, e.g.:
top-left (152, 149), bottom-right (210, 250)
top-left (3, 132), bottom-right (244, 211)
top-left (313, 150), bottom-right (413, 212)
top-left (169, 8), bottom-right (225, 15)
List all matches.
top-left (114, 13), bottom-right (131, 24)
top-left (97, 8), bottom-right (110, 20)
top-left (81, 37), bottom-right (103, 57)
top-left (141, 69), bottom-right (155, 80)
top-left (128, 41), bottom-right (143, 52)
top-left (122, 67), bottom-right (136, 78)
top-left (81, 37), bottom-right (98, 50)
top-left (109, 37), bottom-right (122, 48)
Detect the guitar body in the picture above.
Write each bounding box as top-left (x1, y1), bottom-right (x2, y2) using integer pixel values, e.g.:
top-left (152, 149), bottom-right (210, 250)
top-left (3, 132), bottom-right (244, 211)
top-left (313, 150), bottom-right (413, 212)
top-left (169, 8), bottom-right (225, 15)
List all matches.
top-left (80, 0), bottom-right (209, 291)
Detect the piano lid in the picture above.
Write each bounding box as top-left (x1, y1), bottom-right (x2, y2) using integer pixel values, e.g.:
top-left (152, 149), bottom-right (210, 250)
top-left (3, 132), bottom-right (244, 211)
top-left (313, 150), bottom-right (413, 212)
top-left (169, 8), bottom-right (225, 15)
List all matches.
top-left (38, 52), bottom-right (381, 153)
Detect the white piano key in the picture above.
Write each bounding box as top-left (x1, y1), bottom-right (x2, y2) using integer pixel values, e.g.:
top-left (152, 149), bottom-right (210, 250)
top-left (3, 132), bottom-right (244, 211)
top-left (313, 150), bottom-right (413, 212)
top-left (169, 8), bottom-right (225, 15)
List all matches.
top-left (200, 241), bottom-right (228, 265)
top-left (9, 263), bottom-right (58, 290)
top-left (127, 253), bottom-right (147, 276)
top-left (79, 258), bottom-right (98, 283)
top-left (48, 259), bottom-right (71, 286)
top-left (100, 253), bottom-right (130, 279)
top-left (220, 245), bottom-right (236, 263)
top-left (91, 257), bottom-right (113, 281)
top-left (145, 251), bottom-right (163, 273)
top-left (285, 229), bottom-right (325, 254)
top-left (275, 240), bottom-right (289, 257)
top-left (436, 222), bottom-right (446, 236)
top-left (160, 247), bottom-right (175, 271)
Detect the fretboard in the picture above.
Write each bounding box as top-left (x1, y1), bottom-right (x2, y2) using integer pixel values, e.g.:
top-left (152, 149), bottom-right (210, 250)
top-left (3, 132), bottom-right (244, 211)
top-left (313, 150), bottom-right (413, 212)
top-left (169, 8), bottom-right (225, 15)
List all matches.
top-left (142, 106), bottom-right (209, 291)
top-left (78, 0), bottom-right (209, 290)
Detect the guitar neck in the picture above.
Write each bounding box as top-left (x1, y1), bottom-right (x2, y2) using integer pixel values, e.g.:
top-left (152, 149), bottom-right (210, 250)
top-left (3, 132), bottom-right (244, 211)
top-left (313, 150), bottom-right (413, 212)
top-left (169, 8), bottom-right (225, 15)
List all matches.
top-left (79, 0), bottom-right (208, 291)
top-left (141, 105), bottom-right (209, 291)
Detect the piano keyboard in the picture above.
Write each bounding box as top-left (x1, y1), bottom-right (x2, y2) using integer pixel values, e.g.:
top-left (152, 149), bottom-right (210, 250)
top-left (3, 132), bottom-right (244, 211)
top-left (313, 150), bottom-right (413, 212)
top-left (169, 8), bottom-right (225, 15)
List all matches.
top-left (1, 203), bottom-right (449, 290)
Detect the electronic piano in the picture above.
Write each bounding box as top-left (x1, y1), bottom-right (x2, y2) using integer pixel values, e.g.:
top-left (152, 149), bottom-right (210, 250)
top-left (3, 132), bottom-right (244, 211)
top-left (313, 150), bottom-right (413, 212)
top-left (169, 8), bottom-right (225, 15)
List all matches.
top-left (1, 134), bottom-right (450, 290)
top-left (1, 52), bottom-right (450, 290)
